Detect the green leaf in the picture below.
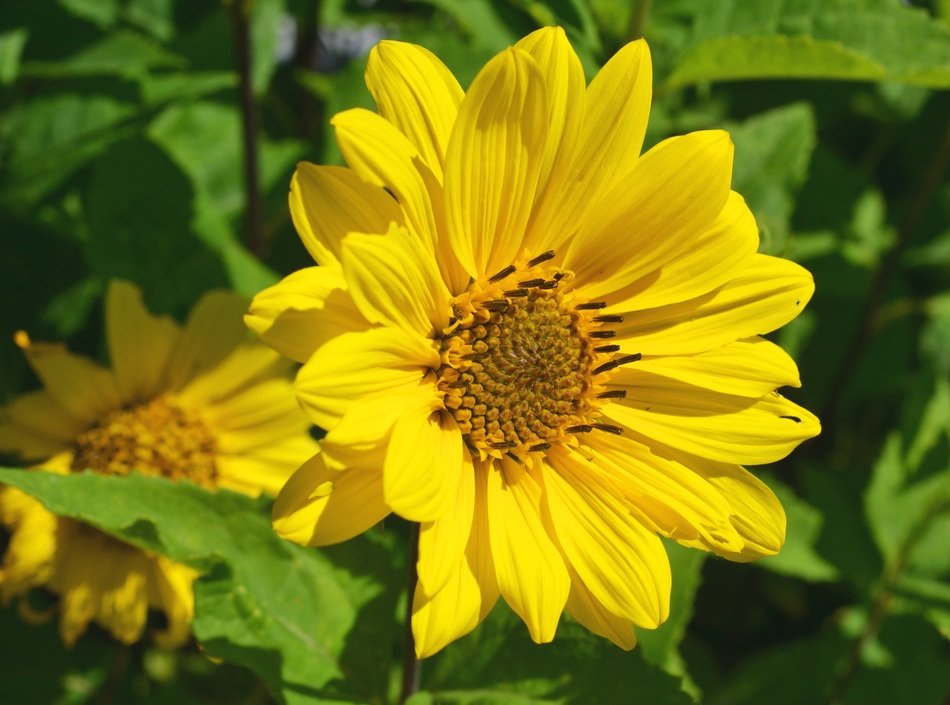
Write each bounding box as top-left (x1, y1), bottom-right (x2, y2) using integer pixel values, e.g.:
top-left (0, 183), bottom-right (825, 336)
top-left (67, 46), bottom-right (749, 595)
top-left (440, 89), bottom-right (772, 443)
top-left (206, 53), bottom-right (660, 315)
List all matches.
top-left (637, 541), bottom-right (705, 694)
top-left (421, 606), bottom-right (693, 704)
top-left (250, 0), bottom-right (288, 95)
top-left (760, 478), bottom-right (838, 582)
top-left (57, 0), bottom-right (120, 27)
top-left (0, 28), bottom-right (28, 84)
top-left (729, 103), bottom-right (817, 255)
top-left (23, 30), bottom-right (186, 78)
top-left (0, 93), bottom-right (137, 207)
top-left (0, 468), bottom-right (401, 705)
top-left (665, 0), bottom-right (950, 89)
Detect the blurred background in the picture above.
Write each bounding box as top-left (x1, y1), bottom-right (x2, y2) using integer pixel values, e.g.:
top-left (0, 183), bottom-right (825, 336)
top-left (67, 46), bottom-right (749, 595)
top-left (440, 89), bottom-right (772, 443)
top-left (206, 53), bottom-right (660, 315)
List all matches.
top-left (1, 1), bottom-right (948, 704)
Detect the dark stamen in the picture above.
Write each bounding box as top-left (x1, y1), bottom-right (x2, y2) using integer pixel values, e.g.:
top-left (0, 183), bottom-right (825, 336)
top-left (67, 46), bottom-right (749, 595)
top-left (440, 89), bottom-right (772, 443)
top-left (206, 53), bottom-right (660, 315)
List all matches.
top-left (597, 390), bottom-right (627, 399)
top-left (553, 272), bottom-right (565, 281)
top-left (482, 300), bottom-right (509, 312)
top-left (489, 440), bottom-right (517, 449)
top-left (463, 352), bottom-right (489, 361)
top-left (594, 314), bottom-right (624, 323)
top-left (594, 344), bottom-right (620, 353)
top-left (489, 264), bottom-right (516, 282)
top-left (576, 301), bottom-right (607, 310)
top-left (566, 425), bottom-right (593, 433)
top-left (538, 280), bottom-right (558, 290)
top-left (505, 451), bottom-right (524, 464)
top-left (529, 442), bottom-right (551, 452)
top-left (528, 250), bottom-right (556, 267)
top-left (616, 353), bottom-right (642, 365)
top-left (592, 360), bottom-right (620, 375)
top-left (592, 423), bottom-right (624, 435)
top-left (779, 415), bottom-right (802, 423)
top-left (518, 278), bottom-right (545, 288)
top-left (590, 330), bottom-right (616, 339)
top-left (504, 288), bottom-right (529, 298)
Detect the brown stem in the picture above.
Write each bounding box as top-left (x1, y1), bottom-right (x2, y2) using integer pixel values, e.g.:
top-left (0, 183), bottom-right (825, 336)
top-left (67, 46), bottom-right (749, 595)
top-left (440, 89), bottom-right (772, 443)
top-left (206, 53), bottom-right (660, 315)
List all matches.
top-left (817, 120), bottom-right (950, 442)
top-left (399, 522), bottom-right (421, 704)
top-left (230, 0), bottom-right (265, 259)
top-left (294, 0), bottom-right (322, 139)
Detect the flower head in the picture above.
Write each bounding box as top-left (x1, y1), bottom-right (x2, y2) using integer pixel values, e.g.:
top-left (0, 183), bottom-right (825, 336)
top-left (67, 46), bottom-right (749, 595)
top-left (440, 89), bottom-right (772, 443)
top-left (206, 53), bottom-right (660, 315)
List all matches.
top-left (248, 27), bottom-right (820, 656)
top-left (0, 281), bottom-right (317, 647)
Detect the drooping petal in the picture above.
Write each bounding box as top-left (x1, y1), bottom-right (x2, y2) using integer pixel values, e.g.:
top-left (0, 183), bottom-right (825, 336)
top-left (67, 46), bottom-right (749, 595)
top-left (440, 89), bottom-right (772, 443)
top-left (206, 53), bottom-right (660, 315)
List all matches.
top-left (165, 290), bottom-right (248, 391)
top-left (149, 557), bottom-right (196, 648)
top-left (528, 38), bottom-right (652, 254)
top-left (541, 448), bottom-right (670, 627)
top-left (245, 267), bottom-right (370, 363)
top-left (612, 254), bottom-right (815, 356)
top-left (294, 327), bottom-right (439, 430)
top-left (603, 377), bottom-right (821, 465)
top-left (290, 163), bottom-right (403, 269)
top-left (14, 331), bottom-right (120, 424)
top-left (485, 458), bottom-right (568, 643)
top-left (272, 453), bottom-right (390, 547)
top-left (385, 405), bottom-right (463, 522)
top-left (105, 280), bottom-right (179, 402)
top-left (1, 391), bottom-right (86, 443)
top-left (365, 40), bottom-right (464, 179)
top-left (342, 225), bottom-right (450, 338)
top-left (417, 452), bottom-right (475, 595)
top-left (0, 489), bottom-right (58, 599)
top-left (564, 130), bottom-right (734, 299)
top-left (565, 565), bottom-right (637, 650)
top-left (627, 337), bottom-right (801, 398)
top-left (444, 47), bottom-right (549, 278)
top-left (599, 191), bottom-right (759, 310)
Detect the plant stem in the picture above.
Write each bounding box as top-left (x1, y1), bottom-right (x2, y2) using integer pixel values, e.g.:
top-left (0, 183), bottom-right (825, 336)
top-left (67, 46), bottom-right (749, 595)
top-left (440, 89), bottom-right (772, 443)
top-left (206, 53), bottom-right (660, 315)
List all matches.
top-left (628, 0), bottom-right (653, 40)
top-left (230, 0), bottom-right (265, 259)
top-left (399, 522), bottom-right (421, 704)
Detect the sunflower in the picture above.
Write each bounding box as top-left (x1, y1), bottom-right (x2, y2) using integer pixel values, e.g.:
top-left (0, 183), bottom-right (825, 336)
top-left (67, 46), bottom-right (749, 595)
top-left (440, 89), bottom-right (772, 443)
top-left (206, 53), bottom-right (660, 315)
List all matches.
top-left (247, 27), bottom-right (820, 656)
top-left (0, 281), bottom-right (317, 647)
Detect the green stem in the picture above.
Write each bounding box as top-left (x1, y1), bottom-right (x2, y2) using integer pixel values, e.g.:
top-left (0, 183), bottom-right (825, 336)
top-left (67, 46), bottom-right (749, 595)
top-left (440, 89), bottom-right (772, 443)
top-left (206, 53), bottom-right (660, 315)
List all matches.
top-left (399, 522), bottom-right (421, 704)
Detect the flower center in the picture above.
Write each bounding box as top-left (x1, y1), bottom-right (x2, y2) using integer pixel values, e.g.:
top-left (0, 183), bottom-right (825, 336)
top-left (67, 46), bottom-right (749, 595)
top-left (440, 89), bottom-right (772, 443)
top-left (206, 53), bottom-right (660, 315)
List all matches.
top-left (437, 252), bottom-right (635, 461)
top-left (71, 395), bottom-right (218, 487)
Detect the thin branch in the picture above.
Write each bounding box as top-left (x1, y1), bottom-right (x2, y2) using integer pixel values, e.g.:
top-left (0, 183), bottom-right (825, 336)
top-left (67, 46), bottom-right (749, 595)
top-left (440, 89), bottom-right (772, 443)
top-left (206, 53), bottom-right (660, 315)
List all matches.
top-left (230, 0), bottom-right (265, 258)
top-left (399, 522), bottom-right (421, 704)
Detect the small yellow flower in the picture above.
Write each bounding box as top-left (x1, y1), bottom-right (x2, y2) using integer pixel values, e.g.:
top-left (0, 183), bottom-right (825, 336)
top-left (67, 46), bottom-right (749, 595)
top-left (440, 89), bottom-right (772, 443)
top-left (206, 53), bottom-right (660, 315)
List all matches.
top-left (0, 281), bottom-right (317, 647)
top-left (248, 27), bottom-right (820, 656)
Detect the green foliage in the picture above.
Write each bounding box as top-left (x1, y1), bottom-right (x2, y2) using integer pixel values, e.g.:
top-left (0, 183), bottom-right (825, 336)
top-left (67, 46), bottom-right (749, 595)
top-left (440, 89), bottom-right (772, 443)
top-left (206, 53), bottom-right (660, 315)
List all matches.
top-left (1, 0), bottom-right (949, 703)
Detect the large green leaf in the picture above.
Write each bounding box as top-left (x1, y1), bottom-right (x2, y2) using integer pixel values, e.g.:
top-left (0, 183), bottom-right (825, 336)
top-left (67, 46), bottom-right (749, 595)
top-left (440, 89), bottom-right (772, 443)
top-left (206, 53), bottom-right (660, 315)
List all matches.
top-left (0, 468), bottom-right (401, 705)
top-left (760, 477), bottom-right (838, 582)
top-left (665, 0), bottom-right (950, 88)
top-left (0, 28), bottom-right (27, 84)
top-left (419, 606), bottom-right (693, 704)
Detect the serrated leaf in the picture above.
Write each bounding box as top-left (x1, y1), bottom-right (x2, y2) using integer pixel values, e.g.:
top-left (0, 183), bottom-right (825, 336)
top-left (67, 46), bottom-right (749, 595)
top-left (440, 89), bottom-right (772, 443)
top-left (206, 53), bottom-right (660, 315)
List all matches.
top-left (729, 103), bottom-right (816, 254)
top-left (665, 0), bottom-right (950, 88)
top-left (0, 468), bottom-right (400, 705)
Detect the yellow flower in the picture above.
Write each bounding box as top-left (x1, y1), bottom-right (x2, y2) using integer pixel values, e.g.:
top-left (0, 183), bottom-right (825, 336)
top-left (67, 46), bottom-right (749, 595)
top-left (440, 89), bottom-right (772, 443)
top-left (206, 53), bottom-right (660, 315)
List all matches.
top-left (0, 281), bottom-right (317, 647)
top-left (247, 27), bottom-right (820, 656)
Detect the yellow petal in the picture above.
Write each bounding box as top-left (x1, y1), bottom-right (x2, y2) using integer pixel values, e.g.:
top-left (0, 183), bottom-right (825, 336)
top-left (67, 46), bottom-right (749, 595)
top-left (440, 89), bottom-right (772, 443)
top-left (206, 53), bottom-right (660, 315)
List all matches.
top-left (565, 565), bottom-right (637, 650)
top-left (272, 452), bottom-right (390, 546)
top-left (385, 406), bottom-right (463, 522)
top-left (105, 280), bottom-right (179, 402)
top-left (365, 40), bottom-right (464, 180)
top-left (15, 331), bottom-right (120, 423)
top-left (342, 225), bottom-right (450, 338)
top-left (177, 341), bottom-right (290, 408)
top-left (2, 390), bottom-right (85, 442)
top-left (444, 47), bottom-right (549, 278)
top-left (0, 489), bottom-right (57, 599)
top-left (165, 290), bottom-right (248, 391)
top-left (417, 452), bottom-right (475, 595)
top-left (628, 337), bottom-right (801, 398)
top-left (149, 557), bottom-right (196, 648)
top-left (290, 162), bottom-right (403, 269)
top-left (485, 458), bottom-right (568, 643)
top-left (295, 327), bottom-right (439, 430)
top-left (515, 27), bottom-right (585, 254)
top-left (245, 266), bottom-right (369, 363)
top-left (528, 38), bottom-right (652, 255)
top-left (604, 378), bottom-right (821, 465)
top-left (599, 191), bottom-right (759, 310)
top-left (541, 448), bottom-right (670, 627)
top-left (565, 130), bottom-right (733, 299)
top-left (613, 254), bottom-right (815, 355)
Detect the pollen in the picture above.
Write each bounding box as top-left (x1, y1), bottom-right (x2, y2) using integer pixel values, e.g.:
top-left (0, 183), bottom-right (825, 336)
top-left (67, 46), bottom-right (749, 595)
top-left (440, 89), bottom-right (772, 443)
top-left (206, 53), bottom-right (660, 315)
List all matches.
top-left (71, 395), bottom-right (218, 487)
top-left (437, 256), bottom-right (633, 461)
